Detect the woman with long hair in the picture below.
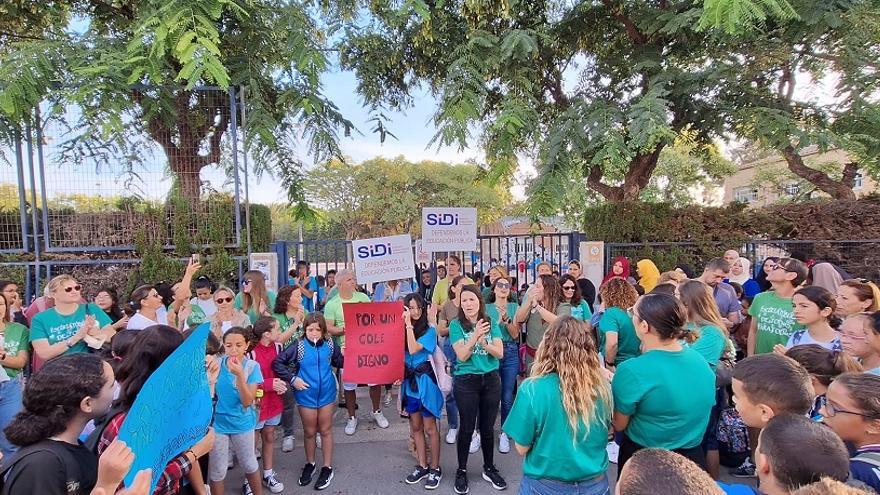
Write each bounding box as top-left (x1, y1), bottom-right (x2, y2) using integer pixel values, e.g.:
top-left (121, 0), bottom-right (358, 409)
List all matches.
top-left (94, 287), bottom-right (129, 330)
top-left (559, 274), bottom-right (592, 322)
top-left (270, 284), bottom-right (306, 453)
top-left (401, 293), bottom-right (444, 489)
top-left (514, 274), bottom-right (571, 371)
top-left (776, 286), bottom-right (842, 353)
top-left (235, 270), bottom-right (277, 324)
top-left (836, 279), bottom-right (880, 318)
top-left (209, 287), bottom-right (251, 340)
top-left (755, 257), bottom-right (779, 292)
top-left (0, 293), bottom-right (29, 457)
top-left (485, 275), bottom-right (521, 454)
top-left (436, 275), bottom-right (467, 445)
top-left (0, 281), bottom-right (27, 327)
top-left (566, 260), bottom-right (596, 308)
top-left (597, 278), bottom-right (640, 368)
top-left (503, 316), bottom-right (613, 493)
top-left (611, 293), bottom-right (716, 471)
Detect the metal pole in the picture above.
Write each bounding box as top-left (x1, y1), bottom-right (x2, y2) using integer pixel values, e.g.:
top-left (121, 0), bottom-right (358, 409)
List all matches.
top-left (25, 119), bottom-right (42, 298)
top-left (13, 130), bottom-right (28, 254)
top-left (229, 87), bottom-right (243, 250)
top-left (239, 87), bottom-right (252, 258)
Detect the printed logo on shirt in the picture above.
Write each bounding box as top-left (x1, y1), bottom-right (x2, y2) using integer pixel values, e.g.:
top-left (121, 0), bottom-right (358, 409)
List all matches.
top-left (757, 306), bottom-right (798, 336)
top-left (462, 330), bottom-right (491, 356)
top-left (47, 321), bottom-right (82, 342)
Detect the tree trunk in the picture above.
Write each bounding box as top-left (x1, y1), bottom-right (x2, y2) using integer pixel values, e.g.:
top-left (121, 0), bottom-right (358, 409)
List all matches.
top-left (169, 154), bottom-right (204, 200)
top-left (587, 145), bottom-right (664, 201)
top-left (781, 146), bottom-right (857, 201)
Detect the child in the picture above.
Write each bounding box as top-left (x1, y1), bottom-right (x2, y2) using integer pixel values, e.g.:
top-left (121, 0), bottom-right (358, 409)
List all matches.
top-left (272, 313), bottom-right (342, 491)
top-left (860, 312), bottom-right (880, 374)
top-left (209, 327), bottom-right (264, 495)
top-left (773, 286), bottom-right (841, 353)
top-left (747, 258), bottom-right (808, 356)
top-left (729, 354), bottom-right (814, 478)
top-left (615, 449), bottom-right (723, 495)
top-left (821, 373), bottom-right (880, 492)
top-left (785, 344), bottom-right (861, 420)
top-left (247, 316), bottom-right (287, 494)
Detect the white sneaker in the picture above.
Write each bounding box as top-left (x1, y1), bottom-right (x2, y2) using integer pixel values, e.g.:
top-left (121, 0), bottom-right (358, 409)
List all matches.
top-left (262, 470), bottom-right (285, 494)
top-left (446, 428), bottom-right (458, 445)
top-left (372, 410), bottom-right (390, 429)
top-left (469, 433), bottom-right (481, 454)
top-left (345, 416), bottom-right (358, 435)
top-left (281, 435), bottom-right (294, 453)
top-left (498, 433), bottom-right (510, 454)
top-left (316, 433), bottom-right (322, 450)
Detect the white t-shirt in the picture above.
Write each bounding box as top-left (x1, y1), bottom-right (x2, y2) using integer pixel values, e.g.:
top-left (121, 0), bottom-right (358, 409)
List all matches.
top-left (190, 297), bottom-right (217, 317)
top-left (126, 311), bottom-right (168, 330)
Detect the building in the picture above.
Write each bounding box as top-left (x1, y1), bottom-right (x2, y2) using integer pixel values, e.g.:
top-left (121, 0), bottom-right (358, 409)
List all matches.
top-left (722, 147), bottom-right (875, 206)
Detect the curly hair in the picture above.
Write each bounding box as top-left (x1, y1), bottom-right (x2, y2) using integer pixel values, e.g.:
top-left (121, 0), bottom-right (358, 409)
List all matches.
top-left (530, 316), bottom-right (612, 439)
top-left (599, 278), bottom-right (639, 310)
top-left (5, 354), bottom-right (107, 447)
top-left (273, 284), bottom-right (302, 314)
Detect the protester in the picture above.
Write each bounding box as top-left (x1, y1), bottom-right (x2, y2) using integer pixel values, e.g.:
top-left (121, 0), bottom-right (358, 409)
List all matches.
top-left (30, 275), bottom-right (114, 361)
top-left (755, 257), bottom-right (780, 293)
top-left (836, 279), bottom-right (880, 317)
top-left (290, 261), bottom-right (318, 312)
top-left (324, 270), bottom-right (388, 435)
top-left (208, 287), bottom-right (251, 339)
top-left (0, 293), bottom-right (29, 457)
top-left (484, 275), bottom-right (521, 455)
top-left (596, 278), bottom-right (640, 368)
top-left (504, 316), bottom-right (613, 493)
top-left (0, 281), bottom-right (26, 327)
top-left (246, 317), bottom-right (286, 494)
top-left (602, 256), bottom-right (635, 286)
top-left (566, 260), bottom-right (596, 307)
top-left (785, 344), bottom-right (861, 421)
top-left (373, 279), bottom-right (414, 303)
top-left (94, 287), bottom-right (129, 330)
top-left (401, 293), bottom-right (443, 489)
top-left (126, 284), bottom-right (170, 330)
top-left (235, 270), bottom-right (276, 325)
top-left (449, 285), bottom-right (506, 494)
top-left (97, 325), bottom-right (216, 495)
top-left (272, 285), bottom-right (306, 346)
top-left (821, 373), bottom-right (880, 492)
top-left (210, 327), bottom-right (263, 495)
top-left (635, 259), bottom-right (661, 293)
top-left (559, 274), bottom-right (592, 322)
top-left (861, 312), bottom-right (880, 374)
top-left (432, 256), bottom-right (473, 307)
top-left (515, 274), bottom-right (571, 371)
top-left (679, 280), bottom-right (730, 371)
top-left (535, 262), bottom-right (553, 278)
top-left (724, 250), bottom-right (740, 266)
top-left (273, 313), bottom-right (341, 491)
top-left (697, 258), bottom-right (742, 330)
top-left (418, 270), bottom-right (434, 302)
top-left (658, 270), bottom-right (686, 287)
top-left (747, 258), bottom-right (808, 356)
top-left (616, 449), bottom-right (723, 495)
top-left (436, 274), bottom-right (467, 446)
top-left (774, 286), bottom-right (842, 352)
top-left (190, 275), bottom-right (218, 317)
top-left (810, 262), bottom-right (845, 295)
top-left (839, 313), bottom-right (879, 373)
top-left (611, 293), bottom-right (715, 471)
top-left (169, 280), bottom-right (208, 331)
top-left (675, 263), bottom-right (696, 279)
top-left (792, 478), bottom-right (875, 495)
top-left (319, 269), bottom-right (336, 310)
top-left (727, 258), bottom-right (761, 301)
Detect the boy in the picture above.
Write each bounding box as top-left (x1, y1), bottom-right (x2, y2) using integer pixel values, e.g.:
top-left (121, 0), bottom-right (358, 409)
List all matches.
top-left (747, 258), bottom-right (808, 356)
top-left (616, 448), bottom-right (723, 494)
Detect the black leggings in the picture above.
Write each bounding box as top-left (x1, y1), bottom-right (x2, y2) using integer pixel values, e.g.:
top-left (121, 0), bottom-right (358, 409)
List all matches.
top-left (618, 431), bottom-right (707, 473)
top-left (453, 371), bottom-right (501, 471)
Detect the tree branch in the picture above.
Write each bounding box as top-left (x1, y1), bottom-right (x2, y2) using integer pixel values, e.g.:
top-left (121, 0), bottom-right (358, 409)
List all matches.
top-left (601, 0), bottom-right (647, 44)
top-left (781, 146), bottom-right (856, 200)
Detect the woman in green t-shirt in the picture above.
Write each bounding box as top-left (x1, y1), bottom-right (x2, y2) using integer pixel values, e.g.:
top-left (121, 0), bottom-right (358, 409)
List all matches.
top-left (449, 285), bottom-right (507, 494)
top-left (485, 275), bottom-right (521, 454)
top-left (0, 293), bottom-right (29, 456)
top-left (503, 316), bottom-right (612, 492)
top-left (272, 285), bottom-right (307, 346)
top-left (597, 278), bottom-right (640, 368)
top-left (611, 293), bottom-right (716, 472)
top-left (235, 270), bottom-right (277, 324)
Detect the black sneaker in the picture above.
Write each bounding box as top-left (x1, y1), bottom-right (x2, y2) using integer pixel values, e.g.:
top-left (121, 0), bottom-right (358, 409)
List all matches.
top-left (730, 461), bottom-right (756, 478)
top-left (454, 469), bottom-right (469, 494)
top-left (405, 465), bottom-right (430, 484)
top-left (482, 465), bottom-right (507, 490)
top-left (425, 468), bottom-right (442, 490)
top-left (299, 463), bottom-right (316, 486)
top-left (314, 466), bottom-right (334, 490)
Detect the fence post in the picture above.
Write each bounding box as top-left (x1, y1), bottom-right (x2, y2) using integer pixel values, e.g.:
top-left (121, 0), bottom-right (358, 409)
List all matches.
top-left (272, 241), bottom-right (289, 288)
top-left (569, 232), bottom-right (583, 262)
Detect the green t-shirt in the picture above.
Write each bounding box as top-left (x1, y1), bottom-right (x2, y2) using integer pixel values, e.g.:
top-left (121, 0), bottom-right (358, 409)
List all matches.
top-left (185, 305), bottom-right (208, 328)
top-left (749, 290), bottom-right (804, 355)
top-left (688, 322), bottom-right (726, 370)
top-left (323, 291), bottom-right (371, 350)
top-left (570, 300), bottom-right (593, 322)
top-left (482, 287), bottom-right (519, 304)
top-left (272, 310), bottom-right (308, 347)
top-left (449, 318), bottom-right (502, 375)
top-left (1, 322), bottom-right (28, 378)
top-left (30, 303), bottom-right (112, 356)
top-left (234, 290), bottom-right (277, 324)
top-left (597, 307), bottom-right (640, 365)
top-left (503, 373), bottom-right (610, 482)
top-left (485, 302), bottom-right (520, 343)
top-left (611, 348), bottom-right (716, 449)
top-left (525, 302), bottom-right (572, 350)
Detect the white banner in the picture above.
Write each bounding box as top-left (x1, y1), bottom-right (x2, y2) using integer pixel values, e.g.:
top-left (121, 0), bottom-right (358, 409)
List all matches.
top-left (352, 234), bottom-right (416, 285)
top-left (249, 252), bottom-right (279, 292)
top-left (415, 239), bottom-right (431, 266)
top-left (421, 207), bottom-right (478, 252)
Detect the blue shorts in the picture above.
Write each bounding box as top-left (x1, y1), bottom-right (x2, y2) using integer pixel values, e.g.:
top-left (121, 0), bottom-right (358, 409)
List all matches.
top-left (405, 396), bottom-right (436, 418)
top-left (256, 414), bottom-right (282, 430)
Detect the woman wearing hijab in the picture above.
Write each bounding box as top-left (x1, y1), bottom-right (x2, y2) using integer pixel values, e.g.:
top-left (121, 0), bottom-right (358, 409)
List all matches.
top-left (810, 262), bottom-right (846, 295)
top-left (726, 257), bottom-right (761, 301)
top-left (636, 259), bottom-right (661, 293)
top-left (603, 257), bottom-right (636, 286)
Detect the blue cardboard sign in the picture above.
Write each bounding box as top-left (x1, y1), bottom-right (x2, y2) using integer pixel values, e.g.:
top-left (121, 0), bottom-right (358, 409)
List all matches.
top-left (118, 323), bottom-right (212, 491)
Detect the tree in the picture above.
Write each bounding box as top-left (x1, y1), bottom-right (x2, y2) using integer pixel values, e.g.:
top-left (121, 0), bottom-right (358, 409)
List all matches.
top-left (337, 0), bottom-right (799, 214)
top-left (0, 0), bottom-right (354, 203)
top-left (304, 156), bottom-right (511, 239)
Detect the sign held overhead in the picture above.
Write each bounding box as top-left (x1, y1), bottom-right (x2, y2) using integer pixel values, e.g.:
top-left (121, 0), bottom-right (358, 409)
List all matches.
top-left (421, 207), bottom-right (478, 252)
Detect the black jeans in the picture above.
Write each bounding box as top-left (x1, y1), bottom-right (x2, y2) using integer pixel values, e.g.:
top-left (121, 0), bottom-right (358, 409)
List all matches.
top-left (453, 371), bottom-right (501, 471)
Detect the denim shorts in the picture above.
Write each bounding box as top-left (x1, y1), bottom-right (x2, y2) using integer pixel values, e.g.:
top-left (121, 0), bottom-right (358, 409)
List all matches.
top-left (256, 414), bottom-right (282, 430)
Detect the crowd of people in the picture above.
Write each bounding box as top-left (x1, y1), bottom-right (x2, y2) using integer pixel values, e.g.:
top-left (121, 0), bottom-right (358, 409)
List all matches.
top-left (0, 248), bottom-right (878, 495)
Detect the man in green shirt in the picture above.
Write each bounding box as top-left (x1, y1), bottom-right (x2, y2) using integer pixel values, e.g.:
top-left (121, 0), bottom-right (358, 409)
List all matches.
top-left (747, 257), bottom-right (808, 356)
top-left (431, 255), bottom-right (473, 307)
top-left (325, 270), bottom-right (389, 436)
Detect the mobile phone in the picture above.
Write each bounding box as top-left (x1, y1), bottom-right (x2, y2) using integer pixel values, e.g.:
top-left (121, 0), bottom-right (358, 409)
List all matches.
top-left (191, 253), bottom-right (201, 265)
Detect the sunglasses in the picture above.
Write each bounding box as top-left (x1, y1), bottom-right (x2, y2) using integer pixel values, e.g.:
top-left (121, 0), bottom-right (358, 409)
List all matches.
top-left (242, 280), bottom-right (252, 286)
top-left (215, 297), bottom-right (233, 304)
top-left (562, 285), bottom-right (576, 291)
top-left (64, 285), bottom-right (83, 293)
top-left (771, 264), bottom-right (793, 272)
top-left (496, 282), bottom-right (511, 289)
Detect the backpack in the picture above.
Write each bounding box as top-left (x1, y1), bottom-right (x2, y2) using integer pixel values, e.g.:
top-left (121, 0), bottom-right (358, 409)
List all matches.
top-left (84, 405), bottom-right (126, 455)
top-left (0, 440), bottom-right (86, 494)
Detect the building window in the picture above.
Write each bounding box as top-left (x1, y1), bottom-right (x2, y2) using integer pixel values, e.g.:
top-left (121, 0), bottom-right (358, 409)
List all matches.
top-left (854, 171), bottom-right (864, 190)
top-left (783, 182), bottom-right (800, 197)
top-left (734, 186), bottom-right (758, 203)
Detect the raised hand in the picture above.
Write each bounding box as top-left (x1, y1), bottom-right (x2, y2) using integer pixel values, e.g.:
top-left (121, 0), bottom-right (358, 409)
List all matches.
top-left (227, 355), bottom-right (244, 377)
top-left (95, 439), bottom-right (135, 491)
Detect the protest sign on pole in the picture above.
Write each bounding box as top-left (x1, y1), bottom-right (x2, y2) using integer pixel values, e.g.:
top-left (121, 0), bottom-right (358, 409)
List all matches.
top-left (118, 323), bottom-right (213, 492)
top-left (421, 207), bottom-right (478, 252)
top-left (342, 302), bottom-right (405, 384)
top-left (352, 234), bottom-right (416, 286)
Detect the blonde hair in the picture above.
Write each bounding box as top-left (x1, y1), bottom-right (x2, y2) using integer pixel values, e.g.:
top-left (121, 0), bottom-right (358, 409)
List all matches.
top-left (658, 270), bottom-right (686, 285)
top-left (46, 274), bottom-right (77, 295)
top-left (841, 279), bottom-right (880, 312)
top-left (529, 316), bottom-right (612, 439)
top-left (679, 280), bottom-right (728, 341)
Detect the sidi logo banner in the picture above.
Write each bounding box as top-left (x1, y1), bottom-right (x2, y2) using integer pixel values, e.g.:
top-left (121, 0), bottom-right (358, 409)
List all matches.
top-left (421, 207), bottom-right (478, 252)
top-left (352, 234), bottom-right (415, 285)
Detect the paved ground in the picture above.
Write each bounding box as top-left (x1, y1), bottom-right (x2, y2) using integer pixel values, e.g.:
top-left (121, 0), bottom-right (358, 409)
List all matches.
top-left (224, 388), bottom-right (757, 494)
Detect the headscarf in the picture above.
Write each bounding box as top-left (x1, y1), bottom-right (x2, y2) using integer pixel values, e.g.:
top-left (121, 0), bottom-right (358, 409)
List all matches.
top-left (603, 256), bottom-right (632, 285)
top-left (728, 257), bottom-right (752, 285)
top-left (636, 259), bottom-right (661, 293)
top-left (811, 262), bottom-right (844, 294)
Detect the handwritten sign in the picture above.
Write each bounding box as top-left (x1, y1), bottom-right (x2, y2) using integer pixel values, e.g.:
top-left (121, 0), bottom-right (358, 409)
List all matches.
top-left (352, 234), bottom-right (415, 285)
top-left (421, 207), bottom-right (478, 252)
top-left (342, 302), bottom-right (405, 384)
top-left (118, 323), bottom-right (213, 492)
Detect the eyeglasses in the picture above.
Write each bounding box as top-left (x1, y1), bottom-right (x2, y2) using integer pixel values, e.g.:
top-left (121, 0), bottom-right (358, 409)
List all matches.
top-left (824, 400), bottom-right (877, 419)
top-left (496, 282), bottom-right (511, 289)
top-left (64, 285), bottom-right (82, 293)
top-left (562, 285), bottom-right (576, 291)
top-left (215, 297), bottom-right (233, 304)
top-left (771, 264), bottom-right (794, 272)
top-left (242, 280), bottom-right (252, 286)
